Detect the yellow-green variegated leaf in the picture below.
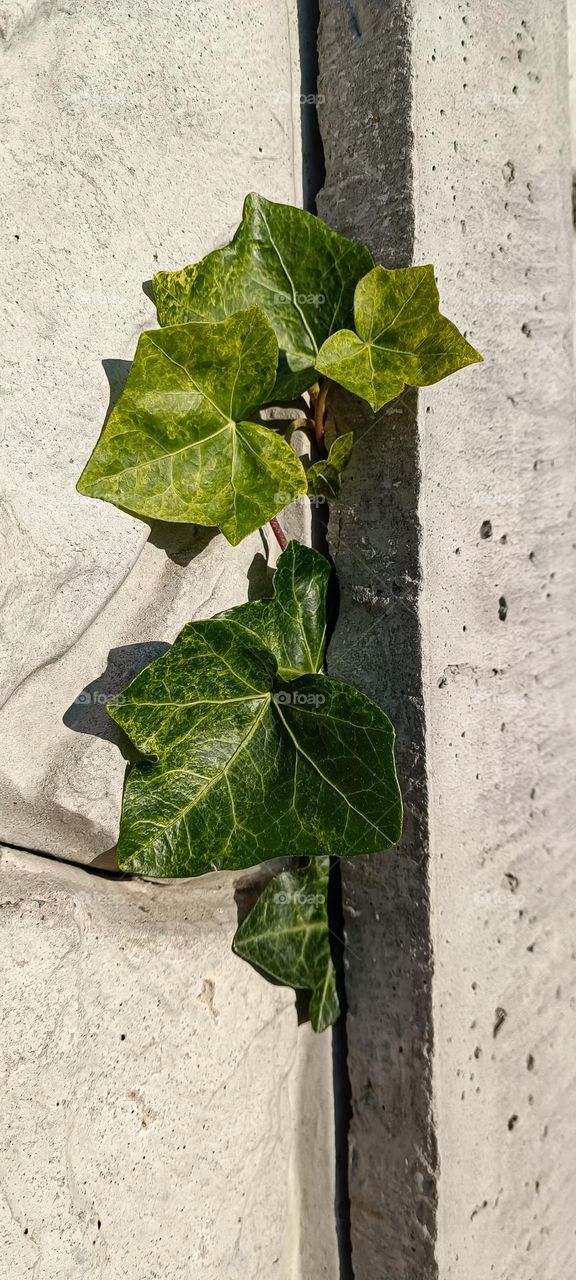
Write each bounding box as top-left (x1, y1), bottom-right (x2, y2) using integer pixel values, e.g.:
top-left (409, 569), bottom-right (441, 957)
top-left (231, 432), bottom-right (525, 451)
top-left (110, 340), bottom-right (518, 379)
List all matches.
top-left (306, 432), bottom-right (354, 500)
top-left (316, 264), bottom-right (483, 411)
top-left (153, 193), bottom-right (374, 401)
top-left (233, 858), bottom-right (340, 1034)
top-left (77, 307), bottom-right (307, 546)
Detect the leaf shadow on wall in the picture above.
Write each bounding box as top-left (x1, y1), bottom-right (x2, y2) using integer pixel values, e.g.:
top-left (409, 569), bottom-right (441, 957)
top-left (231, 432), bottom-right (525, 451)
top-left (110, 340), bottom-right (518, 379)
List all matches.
top-left (62, 641), bottom-right (169, 754)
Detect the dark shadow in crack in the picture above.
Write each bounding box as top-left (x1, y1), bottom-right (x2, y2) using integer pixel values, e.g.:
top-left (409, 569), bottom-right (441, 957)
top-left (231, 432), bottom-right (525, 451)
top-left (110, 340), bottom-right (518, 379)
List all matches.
top-left (296, 0), bottom-right (325, 213)
top-left (62, 642), bottom-right (169, 755)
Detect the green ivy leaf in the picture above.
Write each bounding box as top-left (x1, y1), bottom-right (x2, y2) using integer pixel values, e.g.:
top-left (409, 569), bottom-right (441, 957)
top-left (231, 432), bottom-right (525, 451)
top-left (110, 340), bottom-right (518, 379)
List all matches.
top-left (153, 193), bottom-right (374, 401)
top-left (77, 307), bottom-right (307, 546)
top-left (107, 546), bottom-right (402, 877)
top-left (316, 264), bottom-right (483, 411)
top-left (216, 540), bottom-right (330, 679)
top-left (233, 858), bottom-right (340, 1034)
top-left (306, 432), bottom-right (354, 500)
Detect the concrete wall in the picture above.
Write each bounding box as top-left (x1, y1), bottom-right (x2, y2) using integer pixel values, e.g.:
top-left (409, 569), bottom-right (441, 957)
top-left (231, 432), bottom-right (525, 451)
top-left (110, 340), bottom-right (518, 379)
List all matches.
top-left (0, 847), bottom-right (336, 1279)
top-left (318, 1), bottom-right (576, 1277)
top-left (0, 4), bottom-right (337, 1277)
top-left (3, 1), bottom-right (576, 1277)
top-left (0, 0), bottom-right (309, 862)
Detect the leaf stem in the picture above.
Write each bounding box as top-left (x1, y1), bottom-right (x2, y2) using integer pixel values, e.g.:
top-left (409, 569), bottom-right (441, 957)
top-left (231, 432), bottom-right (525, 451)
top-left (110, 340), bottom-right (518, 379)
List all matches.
top-left (314, 380), bottom-right (330, 448)
top-left (283, 416), bottom-right (317, 443)
top-left (269, 516), bottom-right (288, 551)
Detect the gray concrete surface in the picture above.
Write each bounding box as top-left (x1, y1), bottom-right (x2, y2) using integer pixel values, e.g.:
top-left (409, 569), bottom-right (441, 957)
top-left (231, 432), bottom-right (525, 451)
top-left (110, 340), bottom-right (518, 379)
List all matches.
top-left (318, 0), bottom-right (576, 1277)
top-left (0, 5), bottom-right (338, 1278)
top-left (3, 0), bottom-right (576, 1276)
top-left (0, 846), bottom-right (337, 1279)
top-left (0, 0), bottom-right (308, 861)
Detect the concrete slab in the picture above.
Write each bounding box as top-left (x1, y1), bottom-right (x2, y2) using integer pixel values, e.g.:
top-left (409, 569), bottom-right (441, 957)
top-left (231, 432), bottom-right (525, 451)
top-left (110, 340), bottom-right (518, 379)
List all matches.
top-left (0, 845), bottom-right (338, 1279)
top-left (0, 0), bottom-right (307, 860)
top-left (318, 0), bottom-right (576, 1276)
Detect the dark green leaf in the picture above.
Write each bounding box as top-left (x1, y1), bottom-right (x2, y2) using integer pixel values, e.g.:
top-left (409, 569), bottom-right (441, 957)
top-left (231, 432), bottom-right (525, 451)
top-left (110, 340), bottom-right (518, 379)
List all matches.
top-left (316, 264), bottom-right (483, 411)
top-left (77, 307), bottom-right (307, 545)
top-left (216, 539), bottom-right (330, 678)
top-left (233, 858), bottom-right (339, 1033)
top-left (306, 432), bottom-right (354, 500)
top-left (107, 564), bottom-right (402, 877)
top-left (153, 193), bottom-right (374, 400)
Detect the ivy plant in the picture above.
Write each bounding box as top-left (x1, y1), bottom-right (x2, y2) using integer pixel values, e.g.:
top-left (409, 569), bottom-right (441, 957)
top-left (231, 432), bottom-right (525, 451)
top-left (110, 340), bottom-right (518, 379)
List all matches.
top-left (233, 857), bottom-right (339, 1034)
top-left (152, 191), bottom-right (374, 400)
top-left (77, 308), bottom-right (306, 545)
top-left (76, 193), bottom-right (481, 1030)
top-left (107, 542), bottom-right (402, 877)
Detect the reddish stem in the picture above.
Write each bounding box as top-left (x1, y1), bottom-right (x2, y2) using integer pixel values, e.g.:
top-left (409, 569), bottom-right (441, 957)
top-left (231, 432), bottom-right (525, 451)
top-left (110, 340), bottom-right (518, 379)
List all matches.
top-left (314, 380), bottom-right (330, 448)
top-left (269, 516), bottom-right (288, 551)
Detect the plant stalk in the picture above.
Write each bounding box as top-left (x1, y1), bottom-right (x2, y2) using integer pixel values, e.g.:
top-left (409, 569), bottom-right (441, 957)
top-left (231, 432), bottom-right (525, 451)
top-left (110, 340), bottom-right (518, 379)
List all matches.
top-left (314, 379), bottom-right (330, 448)
top-left (269, 516), bottom-right (288, 551)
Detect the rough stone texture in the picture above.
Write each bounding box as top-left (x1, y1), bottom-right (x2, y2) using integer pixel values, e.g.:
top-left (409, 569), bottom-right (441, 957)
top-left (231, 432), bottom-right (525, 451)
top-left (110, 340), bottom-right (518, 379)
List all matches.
top-left (318, 3), bottom-right (436, 1276)
top-left (0, 0), bottom-right (308, 860)
top-left (0, 846), bottom-right (338, 1279)
top-left (318, 1), bottom-right (576, 1278)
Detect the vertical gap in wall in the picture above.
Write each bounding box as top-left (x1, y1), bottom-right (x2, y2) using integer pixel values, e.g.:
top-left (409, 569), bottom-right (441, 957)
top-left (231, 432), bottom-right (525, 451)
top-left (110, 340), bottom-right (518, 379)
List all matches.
top-left (296, 0), bottom-right (326, 213)
top-left (296, 5), bottom-right (353, 1278)
top-left (328, 857), bottom-right (354, 1280)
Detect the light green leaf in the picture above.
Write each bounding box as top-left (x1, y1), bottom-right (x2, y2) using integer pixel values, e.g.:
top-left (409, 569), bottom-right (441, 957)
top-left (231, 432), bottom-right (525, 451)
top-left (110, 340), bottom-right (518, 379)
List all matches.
top-left (77, 307), bottom-right (307, 546)
top-left (153, 193), bottom-right (374, 400)
top-left (107, 547), bottom-right (402, 877)
top-left (316, 264), bottom-right (483, 411)
top-left (216, 539), bottom-right (330, 679)
top-left (233, 858), bottom-right (340, 1034)
top-left (306, 432), bottom-right (354, 500)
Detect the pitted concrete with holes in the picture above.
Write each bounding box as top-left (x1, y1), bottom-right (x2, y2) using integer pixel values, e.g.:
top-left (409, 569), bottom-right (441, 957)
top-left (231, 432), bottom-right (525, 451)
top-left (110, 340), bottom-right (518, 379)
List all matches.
top-left (318, 0), bottom-right (576, 1276)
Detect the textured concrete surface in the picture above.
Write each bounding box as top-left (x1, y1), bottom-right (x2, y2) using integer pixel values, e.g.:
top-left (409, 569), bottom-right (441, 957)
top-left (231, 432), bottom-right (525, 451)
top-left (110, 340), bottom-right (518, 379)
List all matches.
top-left (415, 5), bottom-right (576, 1278)
top-left (0, 0), bottom-right (308, 861)
top-left (0, 846), bottom-right (338, 1279)
top-left (0, 10), bottom-right (337, 1278)
top-left (318, 1), bottom-right (576, 1277)
top-left (318, 3), bottom-right (436, 1275)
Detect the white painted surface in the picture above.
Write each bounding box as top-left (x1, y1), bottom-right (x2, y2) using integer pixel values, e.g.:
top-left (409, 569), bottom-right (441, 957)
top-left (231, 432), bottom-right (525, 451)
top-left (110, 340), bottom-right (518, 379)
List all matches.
top-left (413, 2), bottom-right (576, 1276)
top-left (0, 0), bottom-right (307, 861)
top-left (0, 846), bottom-right (338, 1279)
